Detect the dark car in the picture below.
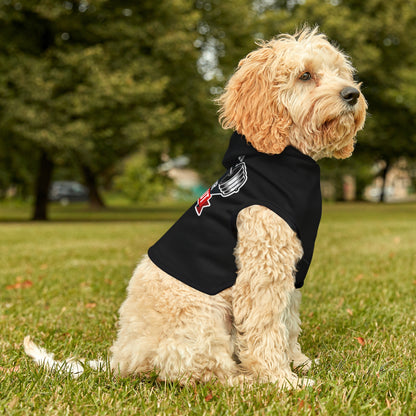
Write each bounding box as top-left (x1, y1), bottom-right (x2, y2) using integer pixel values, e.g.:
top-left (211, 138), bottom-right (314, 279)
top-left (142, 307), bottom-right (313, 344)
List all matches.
top-left (49, 181), bottom-right (89, 205)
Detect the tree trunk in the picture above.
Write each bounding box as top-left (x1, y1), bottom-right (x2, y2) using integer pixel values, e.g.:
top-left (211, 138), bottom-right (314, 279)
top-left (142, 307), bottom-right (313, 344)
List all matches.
top-left (81, 164), bottom-right (106, 209)
top-left (32, 150), bottom-right (54, 221)
top-left (379, 160), bottom-right (390, 203)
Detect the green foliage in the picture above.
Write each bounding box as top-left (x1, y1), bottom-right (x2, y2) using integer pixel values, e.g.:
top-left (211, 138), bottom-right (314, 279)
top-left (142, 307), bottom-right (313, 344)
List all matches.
top-left (161, 0), bottom-right (256, 184)
top-left (0, 134), bottom-right (35, 198)
top-left (0, 1), bottom-right (190, 173)
top-left (0, 0), bottom-right (255, 199)
top-left (114, 153), bottom-right (171, 203)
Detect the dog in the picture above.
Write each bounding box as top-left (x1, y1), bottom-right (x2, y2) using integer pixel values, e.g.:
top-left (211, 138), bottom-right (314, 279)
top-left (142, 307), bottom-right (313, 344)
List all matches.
top-left (25, 27), bottom-right (366, 388)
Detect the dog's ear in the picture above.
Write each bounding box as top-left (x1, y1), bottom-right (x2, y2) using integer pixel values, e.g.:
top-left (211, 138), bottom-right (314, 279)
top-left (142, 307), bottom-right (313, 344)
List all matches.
top-left (218, 45), bottom-right (291, 154)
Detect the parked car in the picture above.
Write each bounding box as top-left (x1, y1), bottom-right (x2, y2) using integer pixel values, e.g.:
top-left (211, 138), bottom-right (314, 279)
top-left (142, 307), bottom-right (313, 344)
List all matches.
top-left (49, 181), bottom-right (89, 205)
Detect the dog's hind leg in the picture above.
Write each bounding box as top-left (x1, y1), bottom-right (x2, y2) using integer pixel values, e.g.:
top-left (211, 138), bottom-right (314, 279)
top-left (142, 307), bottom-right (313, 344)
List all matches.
top-left (152, 300), bottom-right (241, 385)
top-left (111, 258), bottom-right (241, 384)
top-left (148, 284), bottom-right (244, 385)
top-left (232, 205), bottom-right (314, 388)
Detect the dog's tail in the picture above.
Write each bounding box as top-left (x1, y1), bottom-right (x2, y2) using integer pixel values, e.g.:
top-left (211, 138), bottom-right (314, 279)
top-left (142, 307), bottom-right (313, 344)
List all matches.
top-left (23, 336), bottom-right (106, 378)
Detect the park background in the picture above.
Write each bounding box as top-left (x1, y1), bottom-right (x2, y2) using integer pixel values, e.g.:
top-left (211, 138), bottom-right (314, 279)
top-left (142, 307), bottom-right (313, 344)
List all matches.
top-left (0, 0), bottom-right (416, 218)
top-left (0, 1), bottom-right (415, 415)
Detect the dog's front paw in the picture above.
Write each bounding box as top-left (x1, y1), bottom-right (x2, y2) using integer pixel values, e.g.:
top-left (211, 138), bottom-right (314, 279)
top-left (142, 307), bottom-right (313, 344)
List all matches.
top-left (298, 377), bottom-right (315, 388)
top-left (293, 355), bottom-right (319, 373)
top-left (279, 374), bottom-right (315, 389)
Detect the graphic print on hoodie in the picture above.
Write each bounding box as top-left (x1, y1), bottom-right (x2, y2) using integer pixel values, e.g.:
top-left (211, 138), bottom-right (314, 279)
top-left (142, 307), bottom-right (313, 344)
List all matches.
top-left (148, 132), bottom-right (322, 295)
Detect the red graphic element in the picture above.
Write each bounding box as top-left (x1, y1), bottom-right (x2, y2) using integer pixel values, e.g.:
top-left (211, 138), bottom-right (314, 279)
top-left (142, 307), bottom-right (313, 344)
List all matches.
top-left (195, 188), bottom-right (212, 216)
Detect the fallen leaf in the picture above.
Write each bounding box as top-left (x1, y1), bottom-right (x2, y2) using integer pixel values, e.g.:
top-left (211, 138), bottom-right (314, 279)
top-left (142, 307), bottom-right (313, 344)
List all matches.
top-left (204, 391), bottom-right (213, 402)
top-left (346, 308), bottom-right (353, 316)
top-left (308, 312), bottom-right (314, 317)
top-left (355, 337), bottom-right (365, 346)
top-left (6, 280), bottom-right (33, 290)
top-left (40, 264), bottom-right (48, 270)
top-left (85, 303), bottom-right (96, 309)
top-left (354, 274), bottom-right (364, 281)
top-left (412, 280), bottom-right (416, 285)
top-left (6, 284), bottom-right (17, 290)
top-left (298, 399), bottom-right (305, 410)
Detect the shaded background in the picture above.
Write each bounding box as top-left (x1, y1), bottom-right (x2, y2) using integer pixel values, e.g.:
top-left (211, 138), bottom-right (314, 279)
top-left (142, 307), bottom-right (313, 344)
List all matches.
top-left (0, 0), bottom-right (415, 220)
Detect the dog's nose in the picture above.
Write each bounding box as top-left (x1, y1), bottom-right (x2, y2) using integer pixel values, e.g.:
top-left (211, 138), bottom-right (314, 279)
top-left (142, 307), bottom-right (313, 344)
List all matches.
top-left (340, 87), bottom-right (360, 106)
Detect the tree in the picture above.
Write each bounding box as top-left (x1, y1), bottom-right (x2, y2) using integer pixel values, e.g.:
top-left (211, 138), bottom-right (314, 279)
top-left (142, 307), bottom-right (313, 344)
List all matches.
top-left (114, 152), bottom-right (171, 203)
top-left (155, 0), bottom-right (256, 184)
top-left (0, 132), bottom-right (36, 199)
top-left (0, 1), bottom-right (192, 219)
top-left (0, 0), bottom-right (258, 217)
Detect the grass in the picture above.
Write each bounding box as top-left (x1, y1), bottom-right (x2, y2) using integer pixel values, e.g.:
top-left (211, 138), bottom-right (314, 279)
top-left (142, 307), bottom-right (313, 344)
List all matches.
top-left (0, 201), bottom-right (415, 415)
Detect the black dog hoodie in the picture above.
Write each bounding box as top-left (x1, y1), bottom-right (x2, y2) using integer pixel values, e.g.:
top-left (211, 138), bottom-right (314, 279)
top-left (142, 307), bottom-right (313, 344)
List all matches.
top-left (148, 132), bottom-right (322, 295)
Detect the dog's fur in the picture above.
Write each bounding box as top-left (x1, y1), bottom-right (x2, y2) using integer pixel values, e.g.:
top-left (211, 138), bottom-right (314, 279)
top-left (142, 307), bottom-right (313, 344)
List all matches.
top-left (25, 27), bottom-right (366, 388)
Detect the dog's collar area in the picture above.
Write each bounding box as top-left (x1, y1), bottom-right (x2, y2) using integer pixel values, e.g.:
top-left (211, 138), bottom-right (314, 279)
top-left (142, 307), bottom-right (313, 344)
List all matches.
top-left (222, 132), bottom-right (318, 169)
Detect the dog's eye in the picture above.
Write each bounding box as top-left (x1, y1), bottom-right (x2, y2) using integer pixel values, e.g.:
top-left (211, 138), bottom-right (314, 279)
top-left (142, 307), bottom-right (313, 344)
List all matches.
top-left (299, 72), bottom-right (312, 81)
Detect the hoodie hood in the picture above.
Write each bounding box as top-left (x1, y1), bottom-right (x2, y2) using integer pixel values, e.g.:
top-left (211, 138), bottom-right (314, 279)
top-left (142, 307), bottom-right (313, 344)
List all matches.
top-left (222, 132), bottom-right (259, 168)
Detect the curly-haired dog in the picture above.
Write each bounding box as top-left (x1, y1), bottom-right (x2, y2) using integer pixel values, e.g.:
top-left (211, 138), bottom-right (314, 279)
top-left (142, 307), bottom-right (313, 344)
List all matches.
top-left (25, 27), bottom-right (366, 388)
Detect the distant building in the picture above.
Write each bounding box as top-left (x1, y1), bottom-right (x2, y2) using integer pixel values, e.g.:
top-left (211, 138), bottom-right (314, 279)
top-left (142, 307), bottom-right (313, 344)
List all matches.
top-left (159, 156), bottom-right (205, 199)
top-left (364, 159), bottom-right (415, 202)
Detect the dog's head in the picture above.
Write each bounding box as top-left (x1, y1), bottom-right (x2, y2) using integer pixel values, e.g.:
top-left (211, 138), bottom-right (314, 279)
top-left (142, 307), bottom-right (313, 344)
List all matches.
top-left (218, 27), bottom-right (367, 159)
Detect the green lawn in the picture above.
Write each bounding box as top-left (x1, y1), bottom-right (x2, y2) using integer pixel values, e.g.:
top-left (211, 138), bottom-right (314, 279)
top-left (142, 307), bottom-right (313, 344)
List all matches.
top-left (1, 202), bottom-right (415, 415)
